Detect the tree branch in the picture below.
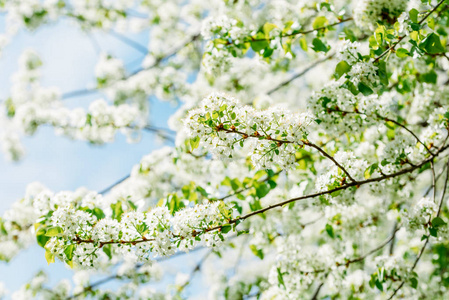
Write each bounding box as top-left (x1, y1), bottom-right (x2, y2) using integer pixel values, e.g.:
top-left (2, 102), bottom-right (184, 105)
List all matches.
top-left (266, 54), bottom-right (335, 95)
top-left (329, 108), bottom-right (435, 156)
top-left (243, 18), bottom-right (353, 44)
top-left (108, 30), bottom-right (149, 54)
top-left (218, 127), bottom-right (356, 182)
top-left (61, 33), bottom-right (200, 100)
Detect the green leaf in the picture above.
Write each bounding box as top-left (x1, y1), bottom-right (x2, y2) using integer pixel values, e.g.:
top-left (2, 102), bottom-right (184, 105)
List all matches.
top-left (135, 223), bottom-right (149, 235)
top-left (396, 48), bottom-right (410, 58)
top-left (196, 186), bottom-right (209, 197)
top-left (409, 8), bottom-right (419, 23)
top-left (429, 227), bottom-right (438, 237)
top-left (45, 226), bottom-right (63, 237)
top-left (313, 16), bottom-right (328, 29)
top-left (427, 17), bottom-right (435, 30)
top-left (254, 182), bottom-right (270, 199)
top-left (249, 244), bottom-right (264, 259)
top-left (190, 136), bottom-right (200, 150)
top-left (92, 207), bottom-right (105, 219)
top-left (45, 250), bottom-right (55, 265)
top-left (36, 228), bottom-right (50, 248)
top-left (262, 23), bottom-right (277, 38)
top-left (364, 163), bottom-right (379, 179)
top-left (377, 61), bottom-right (389, 85)
top-left (218, 201), bottom-right (232, 219)
top-left (0, 219), bottom-right (6, 235)
top-left (111, 202), bottom-right (124, 221)
top-left (375, 279), bottom-right (383, 291)
top-left (237, 230), bottom-right (249, 236)
top-left (364, 168), bottom-right (371, 179)
top-left (369, 35), bottom-right (379, 49)
top-left (432, 217), bottom-right (447, 227)
top-left (64, 245), bottom-right (75, 260)
top-left (221, 224), bottom-right (232, 234)
top-left (325, 224), bottom-right (335, 238)
top-left (343, 27), bottom-right (357, 42)
top-left (251, 40), bottom-right (269, 52)
top-left (410, 277), bottom-right (418, 289)
top-left (420, 70), bottom-right (437, 84)
top-left (341, 80), bottom-right (359, 95)
top-left (358, 82), bottom-right (374, 96)
top-left (311, 38), bottom-right (330, 53)
top-left (233, 201), bottom-right (243, 214)
top-left (335, 60), bottom-right (351, 79)
top-left (277, 267), bottom-right (285, 287)
top-left (419, 33), bottom-right (445, 54)
top-left (299, 37), bottom-right (308, 51)
top-left (103, 244), bottom-right (112, 259)
top-left (387, 129), bottom-right (395, 139)
top-left (166, 194), bottom-right (185, 215)
top-left (369, 275), bottom-right (376, 289)
top-left (127, 200), bottom-right (137, 211)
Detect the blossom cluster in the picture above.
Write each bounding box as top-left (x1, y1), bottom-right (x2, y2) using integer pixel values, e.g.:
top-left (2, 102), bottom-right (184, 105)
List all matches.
top-left (1, 0), bottom-right (449, 299)
top-left (265, 236), bottom-right (339, 298)
top-left (185, 92), bottom-right (315, 170)
top-left (403, 197), bottom-right (438, 231)
top-left (0, 183), bottom-right (45, 261)
top-left (103, 65), bottom-right (188, 103)
top-left (33, 187), bottom-right (233, 268)
top-left (354, 0), bottom-right (409, 31)
top-left (95, 53), bottom-right (126, 86)
top-left (0, 50), bottom-right (149, 160)
top-left (315, 151), bottom-right (368, 202)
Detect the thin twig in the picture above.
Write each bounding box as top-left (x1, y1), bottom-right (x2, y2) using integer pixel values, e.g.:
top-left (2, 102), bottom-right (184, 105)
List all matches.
top-left (266, 54), bottom-right (334, 95)
top-left (303, 140), bottom-right (356, 182)
top-left (311, 282), bottom-right (324, 300)
top-left (108, 30), bottom-right (149, 54)
top-left (61, 33), bottom-right (200, 100)
top-left (389, 222), bottom-right (398, 255)
top-left (329, 108), bottom-right (434, 156)
top-left (179, 250), bottom-right (211, 290)
top-left (246, 18), bottom-right (353, 44)
top-left (219, 127), bottom-right (356, 182)
top-left (99, 174), bottom-right (130, 195)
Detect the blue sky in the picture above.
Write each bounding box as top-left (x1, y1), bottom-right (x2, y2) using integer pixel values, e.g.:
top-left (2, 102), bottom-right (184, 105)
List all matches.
top-left (0, 17), bottom-right (183, 295)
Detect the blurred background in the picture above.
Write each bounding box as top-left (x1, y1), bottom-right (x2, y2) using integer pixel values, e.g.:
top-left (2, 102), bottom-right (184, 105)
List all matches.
top-left (0, 16), bottom-right (204, 297)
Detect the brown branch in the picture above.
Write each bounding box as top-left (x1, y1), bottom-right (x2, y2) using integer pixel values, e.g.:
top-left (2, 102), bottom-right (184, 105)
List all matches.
top-left (329, 108), bottom-right (434, 155)
top-left (382, 117), bottom-right (434, 156)
top-left (208, 140), bottom-right (448, 232)
top-left (72, 139), bottom-right (449, 257)
top-left (311, 282), bottom-right (325, 300)
top-left (73, 235), bottom-right (155, 247)
top-left (219, 127), bottom-right (356, 182)
top-left (243, 18), bottom-right (353, 44)
top-left (303, 140), bottom-right (356, 182)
